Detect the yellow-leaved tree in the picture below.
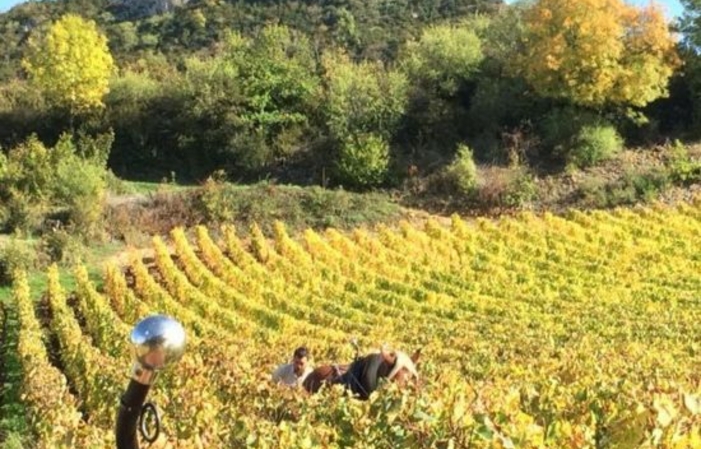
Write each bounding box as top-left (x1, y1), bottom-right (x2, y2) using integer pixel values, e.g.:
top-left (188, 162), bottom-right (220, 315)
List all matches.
top-left (22, 14), bottom-right (115, 116)
top-left (512, 0), bottom-right (680, 108)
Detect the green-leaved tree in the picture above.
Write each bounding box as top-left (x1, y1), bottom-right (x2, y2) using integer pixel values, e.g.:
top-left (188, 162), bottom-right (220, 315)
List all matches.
top-left (401, 19), bottom-right (485, 95)
top-left (321, 50), bottom-right (409, 188)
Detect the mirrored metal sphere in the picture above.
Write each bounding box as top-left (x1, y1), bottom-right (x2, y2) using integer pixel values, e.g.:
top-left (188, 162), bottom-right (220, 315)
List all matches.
top-left (130, 315), bottom-right (186, 371)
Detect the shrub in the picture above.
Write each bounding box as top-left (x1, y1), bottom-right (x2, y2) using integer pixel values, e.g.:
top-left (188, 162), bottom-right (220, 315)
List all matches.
top-left (0, 192), bottom-right (46, 233)
top-left (504, 167), bottom-right (538, 207)
top-left (0, 133), bottom-right (109, 235)
top-left (0, 238), bottom-right (37, 286)
top-left (0, 136), bottom-right (58, 232)
top-left (539, 107), bottom-right (623, 168)
top-left (445, 144), bottom-right (478, 195)
top-left (476, 165), bottom-right (538, 208)
top-left (576, 169), bottom-right (670, 208)
top-left (625, 169), bottom-right (670, 202)
top-left (336, 134), bottom-right (390, 188)
top-left (667, 139), bottom-right (701, 185)
top-left (39, 228), bottom-right (86, 265)
top-left (75, 128), bottom-right (114, 166)
top-left (569, 123), bottom-right (623, 168)
top-left (54, 153), bottom-right (107, 237)
top-left (540, 107), bottom-right (597, 154)
top-left (199, 170), bottom-right (234, 224)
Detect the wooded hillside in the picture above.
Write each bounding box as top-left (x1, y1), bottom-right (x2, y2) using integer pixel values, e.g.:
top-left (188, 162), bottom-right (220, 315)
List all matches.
top-left (0, 0), bottom-right (700, 238)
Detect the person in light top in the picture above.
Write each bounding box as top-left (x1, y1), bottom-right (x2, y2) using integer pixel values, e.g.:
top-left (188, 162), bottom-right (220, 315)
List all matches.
top-left (271, 346), bottom-right (313, 388)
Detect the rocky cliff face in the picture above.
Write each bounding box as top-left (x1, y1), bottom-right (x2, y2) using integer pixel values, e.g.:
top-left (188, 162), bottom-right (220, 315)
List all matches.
top-left (107, 0), bottom-right (188, 20)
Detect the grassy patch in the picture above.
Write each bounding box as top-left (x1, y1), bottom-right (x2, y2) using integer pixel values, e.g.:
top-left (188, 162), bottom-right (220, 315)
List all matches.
top-left (0, 238), bottom-right (123, 300)
top-left (574, 168), bottom-right (671, 209)
top-left (0, 300), bottom-right (28, 448)
top-left (106, 175), bottom-right (196, 196)
top-left (198, 182), bottom-right (403, 235)
top-left (0, 263), bottom-right (97, 304)
top-left (105, 181), bottom-right (404, 242)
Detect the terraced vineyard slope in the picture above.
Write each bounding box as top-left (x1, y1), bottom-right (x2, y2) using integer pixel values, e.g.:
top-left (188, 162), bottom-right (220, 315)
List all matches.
top-left (4, 200), bottom-right (701, 448)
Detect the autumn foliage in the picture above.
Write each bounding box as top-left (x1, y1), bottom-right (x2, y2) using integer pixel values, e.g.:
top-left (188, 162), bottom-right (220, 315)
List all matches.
top-left (8, 203), bottom-right (701, 447)
top-left (513, 0), bottom-right (680, 108)
top-left (22, 14), bottom-right (115, 115)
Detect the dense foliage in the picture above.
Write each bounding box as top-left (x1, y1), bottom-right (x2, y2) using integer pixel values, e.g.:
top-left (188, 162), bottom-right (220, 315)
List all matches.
top-left (0, 132), bottom-right (111, 234)
top-left (22, 14), bottom-right (115, 116)
top-left (511, 0), bottom-right (680, 108)
top-left (0, 0), bottom-right (692, 187)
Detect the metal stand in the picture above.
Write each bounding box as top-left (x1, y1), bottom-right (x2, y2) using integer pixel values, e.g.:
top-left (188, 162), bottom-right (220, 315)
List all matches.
top-left (115, 315), bottom-right (186, 449)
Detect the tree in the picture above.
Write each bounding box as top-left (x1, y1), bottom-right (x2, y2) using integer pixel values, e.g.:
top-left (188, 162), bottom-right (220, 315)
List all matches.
top-left (22, 14), bottom-right (115, 116)
top-left (680, 0), bottom-right (701, 50)
top-left (677, 1), bottom-right (701, 134)
top-left (512, 0), bottom-right (680, 108)
top-left (397, 18), bottom-right (485, 154)
top-left (222, 26), bottom-right (322, 168)
top-left (400, 18), bottom-right (485, 95)
top-left (321, 50), bottom-right (409, 188)
top-left (232, 25), bottom-right (320, 136)
top-left (322, 50), bottom-right (409, 141)
top-left (336, 133), bottom-right (390, 188)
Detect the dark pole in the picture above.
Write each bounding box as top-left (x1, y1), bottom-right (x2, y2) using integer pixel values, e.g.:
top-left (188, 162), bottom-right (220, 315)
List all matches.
top-left (115, 315), bottom-right (186, 449)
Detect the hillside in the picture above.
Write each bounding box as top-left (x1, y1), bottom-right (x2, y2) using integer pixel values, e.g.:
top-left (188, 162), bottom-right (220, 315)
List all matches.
top-left (0, 0), bottom-right (504, 80)
top-left (3, 199), bottom-right (701, 447)
top-left (2, 1), bottom-right (701, 446)
top-left (0, 0), bottom-right (699, 290)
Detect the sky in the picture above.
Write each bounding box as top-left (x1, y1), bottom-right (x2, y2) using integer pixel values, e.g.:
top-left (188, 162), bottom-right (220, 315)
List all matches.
top-left (0, 0), bottom-right (688, 17)
top-left (624, 0), bottom-right (683, 19)
top-left (501, 0), bottom-right (685, 20)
